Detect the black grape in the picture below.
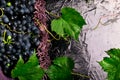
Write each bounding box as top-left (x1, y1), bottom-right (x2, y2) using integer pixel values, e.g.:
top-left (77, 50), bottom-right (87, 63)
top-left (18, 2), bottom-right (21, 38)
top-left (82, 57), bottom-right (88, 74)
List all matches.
top-left (0, 0), bottom-right (40, 77)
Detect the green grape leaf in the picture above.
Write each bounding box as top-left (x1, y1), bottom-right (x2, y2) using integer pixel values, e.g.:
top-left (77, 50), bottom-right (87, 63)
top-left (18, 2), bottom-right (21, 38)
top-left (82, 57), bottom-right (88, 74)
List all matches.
top-left (47, 57), bottom-right (74, 80)
top-left (99, 48), bottom-right (120, 80)
top-left (51, 7), bottom-right (86, 40)
top-left (11, 52), bottom-right (44, 80)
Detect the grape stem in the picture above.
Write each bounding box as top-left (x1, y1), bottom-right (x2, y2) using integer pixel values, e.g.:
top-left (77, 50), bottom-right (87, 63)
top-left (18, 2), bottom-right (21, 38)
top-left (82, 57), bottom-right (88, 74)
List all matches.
top-left (35, 18), bottom-right (60, 40)
top-left (2, 30), bottom-right (14, 45)
top-left (0, 8), bottom-right (28, 34)
top-left (45, 10), bottom-right (60, 18)
top-left (0, 8), bottom-right (4, 18)
top-left (71, 72), bottom-right (90, 78)
top-left (0, 22), bottom-right (27, 34)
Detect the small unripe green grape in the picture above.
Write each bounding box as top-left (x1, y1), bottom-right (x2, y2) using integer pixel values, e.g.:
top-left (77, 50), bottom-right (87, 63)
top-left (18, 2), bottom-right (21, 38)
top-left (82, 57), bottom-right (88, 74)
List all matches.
top-left (7, 2), bottom-right (12, 7)
top-left (7, 63), bottom-right (10, 67)
top-left (8, 36), bottom-right (11, 40)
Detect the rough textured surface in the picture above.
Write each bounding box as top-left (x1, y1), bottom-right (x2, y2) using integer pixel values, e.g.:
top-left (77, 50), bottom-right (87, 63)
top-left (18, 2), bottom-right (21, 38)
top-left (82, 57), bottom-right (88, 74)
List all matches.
top-left (74, 0), bottom-right (120, 80)
top-left (82, 0), bottom-right (120, 80)
top-left (47, 0), bottom-right (120, 80)
top-left (46, 0), bottom-right (90, 80)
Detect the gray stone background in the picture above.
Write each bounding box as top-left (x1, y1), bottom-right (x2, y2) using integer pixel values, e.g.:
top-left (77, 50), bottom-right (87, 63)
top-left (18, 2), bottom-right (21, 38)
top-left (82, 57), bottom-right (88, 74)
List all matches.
top-left (47, 0), bottom-right (120, 80)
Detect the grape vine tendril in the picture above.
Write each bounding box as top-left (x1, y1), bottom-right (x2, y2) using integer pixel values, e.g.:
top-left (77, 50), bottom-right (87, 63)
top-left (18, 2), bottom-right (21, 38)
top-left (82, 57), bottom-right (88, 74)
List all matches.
top-left (0, 8), bottom-right (4, 18)
top-left (35, 18), bottom-right (60, 40)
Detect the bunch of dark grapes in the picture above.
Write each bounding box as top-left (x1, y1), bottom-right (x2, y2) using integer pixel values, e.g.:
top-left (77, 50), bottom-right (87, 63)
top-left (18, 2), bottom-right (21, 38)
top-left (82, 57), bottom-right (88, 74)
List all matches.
top-left (0, 0), bottom-right (41, 77)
